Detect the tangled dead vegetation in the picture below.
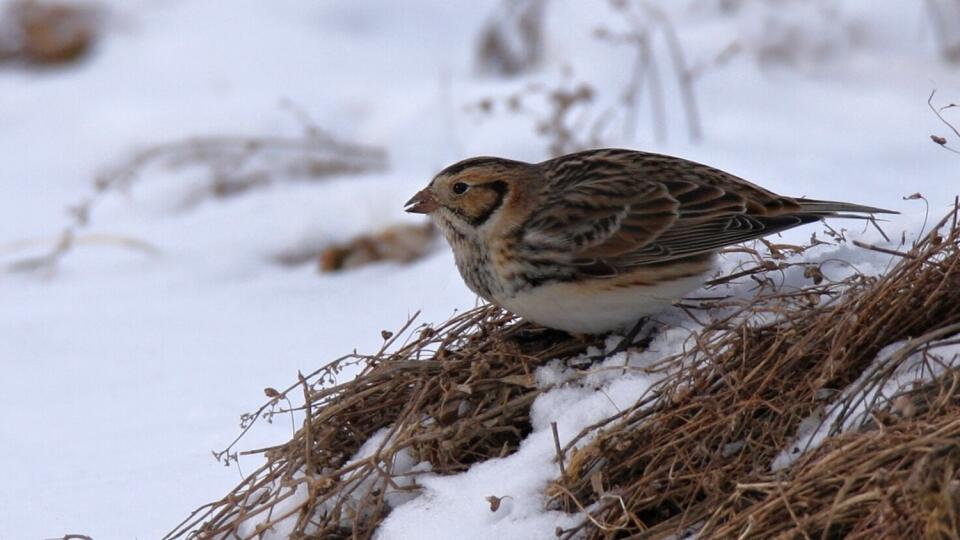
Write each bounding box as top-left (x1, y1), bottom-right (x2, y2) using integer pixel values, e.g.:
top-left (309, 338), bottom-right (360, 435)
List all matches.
top-left (167, 203), bottom-right (960, 540)
top-left (704, 372), bottom-right (960, 539)
top-left (6, 106), bottom-right (386, 276)
top-left (0, 1), bottom-right (101, 66)
top-left (167, 306), bottom-right (595, 539)
top-left (553, 203), bottom-right (960, 539)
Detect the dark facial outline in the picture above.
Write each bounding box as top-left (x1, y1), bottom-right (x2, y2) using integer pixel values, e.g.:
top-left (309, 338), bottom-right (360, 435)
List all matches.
top-left (441, 179), bottom-right (509, 227)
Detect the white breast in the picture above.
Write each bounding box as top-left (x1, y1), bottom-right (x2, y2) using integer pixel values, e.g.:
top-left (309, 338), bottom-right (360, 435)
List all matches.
top-left (495, 274), bottom-right (708, 334)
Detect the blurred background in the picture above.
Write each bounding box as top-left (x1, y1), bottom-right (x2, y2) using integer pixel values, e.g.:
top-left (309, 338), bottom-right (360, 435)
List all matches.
top-left (1, 0), bottom-right (958, 537)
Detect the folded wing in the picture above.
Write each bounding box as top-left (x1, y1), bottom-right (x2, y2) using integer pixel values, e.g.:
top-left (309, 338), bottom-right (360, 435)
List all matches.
top-left (522, 149), bottom-right (894, 276)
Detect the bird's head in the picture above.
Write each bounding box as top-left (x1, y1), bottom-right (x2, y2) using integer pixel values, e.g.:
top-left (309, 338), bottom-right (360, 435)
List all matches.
top-left (405, 157), bottom-right (538, 235)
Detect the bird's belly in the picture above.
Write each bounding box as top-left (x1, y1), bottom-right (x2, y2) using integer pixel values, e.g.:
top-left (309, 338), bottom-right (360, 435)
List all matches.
top-left (496, 274), bottom-right (707, 334)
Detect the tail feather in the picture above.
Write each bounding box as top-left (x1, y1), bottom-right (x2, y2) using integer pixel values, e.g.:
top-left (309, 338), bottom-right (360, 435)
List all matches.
top-left (795, 198), bottom-right (898, 216)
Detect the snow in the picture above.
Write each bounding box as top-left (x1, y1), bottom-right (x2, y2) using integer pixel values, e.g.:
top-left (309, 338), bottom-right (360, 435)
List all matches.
top-left (1, 1), bottom-right (959, 539)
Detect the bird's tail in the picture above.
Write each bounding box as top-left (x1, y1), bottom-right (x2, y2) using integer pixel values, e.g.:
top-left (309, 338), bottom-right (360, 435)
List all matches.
top-left (796, 198), bottom-right (898, 219)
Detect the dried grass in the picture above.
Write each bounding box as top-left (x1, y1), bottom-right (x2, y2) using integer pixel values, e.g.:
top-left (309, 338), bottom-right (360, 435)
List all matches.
top-left (6, 108), bottom-right (386, 276)
top-left (705, 371), bottom-right (960, 539)
top-left (166, 308), bottom-right (597, 539)
top-left (0, 1), bottom-right (100, 65)
top-left (168, 203), bottom-right (960, 539)
top-left (554, 202), bottom-right (960, 539)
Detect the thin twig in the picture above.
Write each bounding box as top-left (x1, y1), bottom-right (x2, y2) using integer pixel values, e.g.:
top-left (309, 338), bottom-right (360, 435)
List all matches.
top-left (552, 421), bottom-right (567, 479)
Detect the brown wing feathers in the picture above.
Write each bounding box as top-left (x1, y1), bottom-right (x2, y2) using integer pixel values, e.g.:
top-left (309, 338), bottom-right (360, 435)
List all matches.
top-left (526, 149), bottom-right (895, 274)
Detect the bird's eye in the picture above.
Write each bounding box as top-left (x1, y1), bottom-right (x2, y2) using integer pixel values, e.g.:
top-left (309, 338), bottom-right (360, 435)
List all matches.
top-left (452, 182), bottom-right (469, 195)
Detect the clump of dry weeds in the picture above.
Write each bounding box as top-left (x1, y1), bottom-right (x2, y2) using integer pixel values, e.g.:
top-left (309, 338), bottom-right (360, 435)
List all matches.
top-left (0, 0), bottom-right (101, 65)
top-left (552, 203), bottom-right (960, 539)
top-left (704, 371), bottom-right (960, 539)
top-left (166, 307), bottom-right (599, 539)
top-left (166, 201), bottom-right (960, 540)
top-left (165, 201), bottom-right (960, 539)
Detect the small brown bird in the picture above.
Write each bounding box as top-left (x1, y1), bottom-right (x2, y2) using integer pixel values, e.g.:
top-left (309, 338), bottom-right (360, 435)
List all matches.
top-left (406, 148), bottom-right (895, 334)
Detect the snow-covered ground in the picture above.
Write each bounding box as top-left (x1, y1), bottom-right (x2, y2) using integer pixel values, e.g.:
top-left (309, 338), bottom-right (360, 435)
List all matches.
top-left (1, 1), bottom-right (958, 538)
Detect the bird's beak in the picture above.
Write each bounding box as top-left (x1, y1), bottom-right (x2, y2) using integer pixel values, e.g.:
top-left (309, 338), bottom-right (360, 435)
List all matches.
top-left (404, 188), bottom-right (439, 214)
